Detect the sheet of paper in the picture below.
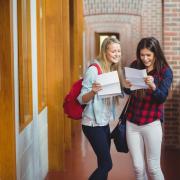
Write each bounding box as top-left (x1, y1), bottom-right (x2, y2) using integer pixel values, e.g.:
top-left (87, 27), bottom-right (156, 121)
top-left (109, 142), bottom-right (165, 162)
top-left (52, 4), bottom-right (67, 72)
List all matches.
top-left (124, 67), bottom-right (148, 90)
top-left (96, 71), bottom-right (122, 98)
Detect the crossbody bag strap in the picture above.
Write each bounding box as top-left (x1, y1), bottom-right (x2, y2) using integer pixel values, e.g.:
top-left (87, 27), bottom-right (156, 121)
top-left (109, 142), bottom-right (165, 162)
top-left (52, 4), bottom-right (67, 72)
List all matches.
top-left (119, 96), bottom-right (131, 123)
top-left (122, 96), bottom-right (131, 114)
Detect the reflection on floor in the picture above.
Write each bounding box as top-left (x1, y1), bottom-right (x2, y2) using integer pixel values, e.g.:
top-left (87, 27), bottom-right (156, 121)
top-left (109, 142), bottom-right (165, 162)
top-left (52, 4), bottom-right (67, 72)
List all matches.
top-left (46, 124), bottom-right (180, 180)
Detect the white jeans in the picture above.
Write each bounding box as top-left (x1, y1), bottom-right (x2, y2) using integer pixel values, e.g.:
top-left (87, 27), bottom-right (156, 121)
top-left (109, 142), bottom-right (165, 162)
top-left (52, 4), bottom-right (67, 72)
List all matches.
top-left (126, 120), bottom-right (164, 180)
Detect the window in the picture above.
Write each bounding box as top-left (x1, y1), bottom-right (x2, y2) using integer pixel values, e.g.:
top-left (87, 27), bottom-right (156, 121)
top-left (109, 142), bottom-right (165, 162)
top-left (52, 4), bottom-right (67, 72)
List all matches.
top-left (95, 32), bottom-right (120, 56)
top-left (18, 0), bottom-right (33, 131)
top-left (37, 0), bottom-right (47, 112)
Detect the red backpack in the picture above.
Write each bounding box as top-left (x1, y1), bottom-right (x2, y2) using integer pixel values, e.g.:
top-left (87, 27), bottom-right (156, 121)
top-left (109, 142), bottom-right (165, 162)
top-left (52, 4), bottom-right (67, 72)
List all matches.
top-left (63, 63), bottom-right (102, 120)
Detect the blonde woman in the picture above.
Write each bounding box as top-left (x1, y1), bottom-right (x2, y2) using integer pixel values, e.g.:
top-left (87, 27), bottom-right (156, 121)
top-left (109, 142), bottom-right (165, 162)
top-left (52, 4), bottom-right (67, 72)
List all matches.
top-left (78, 36), bottom-right (123, 180)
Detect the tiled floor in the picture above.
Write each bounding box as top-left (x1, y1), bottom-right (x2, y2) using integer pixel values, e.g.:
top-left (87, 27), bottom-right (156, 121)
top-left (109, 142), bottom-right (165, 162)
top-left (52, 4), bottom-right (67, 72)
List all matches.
top-left (46, 124), bottom-right (180, 180)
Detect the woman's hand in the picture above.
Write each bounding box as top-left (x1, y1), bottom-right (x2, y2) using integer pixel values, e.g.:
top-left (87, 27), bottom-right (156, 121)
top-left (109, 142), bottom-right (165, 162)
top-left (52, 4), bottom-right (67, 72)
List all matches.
top-left (144, 76), bottom-right (156, 90)
top-left (124, 79), bottom-right (132, 89)
top-left (92, 82), bottom-right (102, 94)
top-left (82, 82), bottom-right (102, 103)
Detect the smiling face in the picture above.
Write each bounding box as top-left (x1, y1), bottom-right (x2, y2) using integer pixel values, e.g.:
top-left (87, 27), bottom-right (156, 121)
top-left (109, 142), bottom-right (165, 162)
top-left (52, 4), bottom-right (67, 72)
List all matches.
top-left (105, 43), bottom-right (121, 64)
top-left (140, 48), bottom-right (155, 72)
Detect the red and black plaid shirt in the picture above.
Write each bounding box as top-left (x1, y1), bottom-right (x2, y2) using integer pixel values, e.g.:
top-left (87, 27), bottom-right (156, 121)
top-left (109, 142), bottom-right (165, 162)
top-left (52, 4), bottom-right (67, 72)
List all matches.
top-left (125, 61), bottom-right (173, 126)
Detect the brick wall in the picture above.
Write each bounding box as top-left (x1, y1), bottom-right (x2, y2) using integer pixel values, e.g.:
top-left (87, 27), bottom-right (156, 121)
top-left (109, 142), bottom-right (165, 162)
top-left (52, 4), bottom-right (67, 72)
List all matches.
top-left (141, 0), bottom-right (162, 42)
top-left (163, 0), bottom-right (180, 149)
top-left (83, 0), bottom-right (162, 65)
top-left (83, 0), bottom-right (142, 16)
top-left (84, 14), bottom-right (141, 66)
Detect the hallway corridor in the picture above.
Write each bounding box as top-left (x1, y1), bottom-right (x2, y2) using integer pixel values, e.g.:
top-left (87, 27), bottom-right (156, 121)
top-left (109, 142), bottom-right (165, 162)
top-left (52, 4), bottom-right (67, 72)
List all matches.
top-left (46, 124), bottom-right (180, 180)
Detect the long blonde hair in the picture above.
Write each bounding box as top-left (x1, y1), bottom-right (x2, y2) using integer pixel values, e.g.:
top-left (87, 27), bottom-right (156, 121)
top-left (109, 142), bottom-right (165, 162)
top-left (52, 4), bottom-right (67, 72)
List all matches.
top-left (96, 36), bottom-right (124, 104)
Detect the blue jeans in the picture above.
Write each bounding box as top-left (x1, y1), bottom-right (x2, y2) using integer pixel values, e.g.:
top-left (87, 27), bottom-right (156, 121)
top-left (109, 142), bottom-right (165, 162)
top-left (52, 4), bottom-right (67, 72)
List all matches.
top-left (82, 125), bottom-right (112, 180)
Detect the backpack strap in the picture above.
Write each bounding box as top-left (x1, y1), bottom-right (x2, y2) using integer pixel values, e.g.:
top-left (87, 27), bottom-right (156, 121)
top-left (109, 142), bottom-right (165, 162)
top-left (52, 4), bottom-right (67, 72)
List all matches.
top-left (89, 63), bottom-right (102, 75)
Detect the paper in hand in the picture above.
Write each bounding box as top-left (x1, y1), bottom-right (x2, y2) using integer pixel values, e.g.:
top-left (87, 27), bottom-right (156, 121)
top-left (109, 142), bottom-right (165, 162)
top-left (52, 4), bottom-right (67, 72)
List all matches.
top-left (96, 71), bottom-right (122, 98)
top-left (124, 67), bottom-right (148, 90)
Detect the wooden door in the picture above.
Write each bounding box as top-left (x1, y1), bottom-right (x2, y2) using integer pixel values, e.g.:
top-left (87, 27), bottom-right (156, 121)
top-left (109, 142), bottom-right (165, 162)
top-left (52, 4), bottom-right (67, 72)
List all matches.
top-left (0, 0), bottom-right (16, 179)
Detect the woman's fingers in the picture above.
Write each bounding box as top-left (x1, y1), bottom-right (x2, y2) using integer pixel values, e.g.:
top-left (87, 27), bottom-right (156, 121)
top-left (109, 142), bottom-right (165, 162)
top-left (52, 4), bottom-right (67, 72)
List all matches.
top-left (144, 76), bottom-right (154, 84)
top-left (92, 82), bottom-right (102, 93)
top-left (144, 76), bottom-right (156, 90)
top-left (125, 79), bottom-right (132, 88)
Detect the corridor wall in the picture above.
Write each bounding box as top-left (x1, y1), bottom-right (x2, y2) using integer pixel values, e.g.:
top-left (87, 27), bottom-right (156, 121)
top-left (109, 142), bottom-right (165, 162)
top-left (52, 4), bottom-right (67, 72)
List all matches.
top-left (163, 0), bottom-right (180, 149)
top-left (46, 0), bottom-right (83, 171)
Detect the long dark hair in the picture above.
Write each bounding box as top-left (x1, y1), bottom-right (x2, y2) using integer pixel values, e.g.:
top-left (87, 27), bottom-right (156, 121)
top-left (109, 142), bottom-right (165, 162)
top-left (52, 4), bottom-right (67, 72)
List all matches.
top-left (134, 37), bottom-right (169, 98)
top-left (136, 37), bottom-right (169, 73)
